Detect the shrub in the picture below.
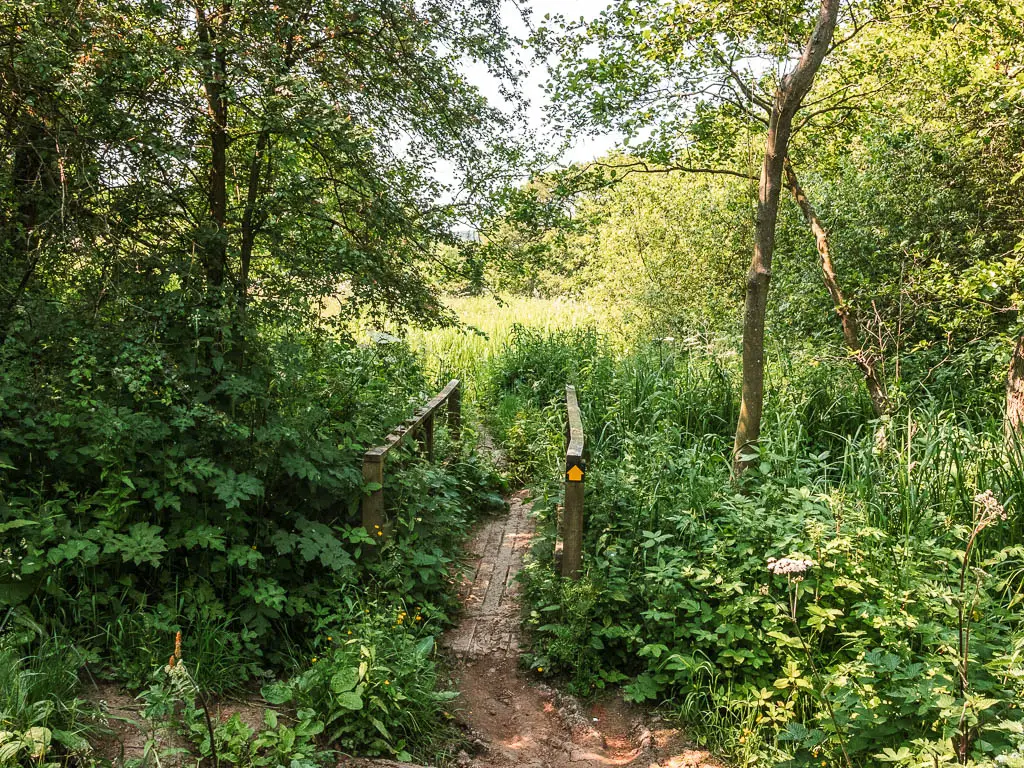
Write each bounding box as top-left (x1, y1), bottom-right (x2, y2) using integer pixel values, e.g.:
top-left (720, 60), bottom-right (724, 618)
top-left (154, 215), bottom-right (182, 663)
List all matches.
top-left (493, 329), bottom-right (1024, 766)
top-left (0, 310), bottom-right (499, 690)
top-left (0, 635), bottom-right (99, 767)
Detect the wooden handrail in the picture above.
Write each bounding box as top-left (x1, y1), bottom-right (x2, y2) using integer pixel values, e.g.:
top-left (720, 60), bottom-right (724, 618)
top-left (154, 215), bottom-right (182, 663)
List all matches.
top-left (562, 384), bottom-right (585, 579)
top-left (361, 379), bottom-right (462, 540)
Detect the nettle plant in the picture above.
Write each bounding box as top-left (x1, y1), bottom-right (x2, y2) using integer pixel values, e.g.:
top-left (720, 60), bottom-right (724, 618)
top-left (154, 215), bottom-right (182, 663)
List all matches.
top-left (0, 323), bottom-right (489, 680)
top-left (508, 335), bottom-right (1024, 766)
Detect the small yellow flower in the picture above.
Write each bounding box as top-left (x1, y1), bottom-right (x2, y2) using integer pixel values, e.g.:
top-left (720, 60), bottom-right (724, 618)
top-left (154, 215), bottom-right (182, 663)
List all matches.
top-left (384, 680), bottom-right (390, 685)
top-left (537, 666), bottom-right (543, 672)
top-left (311, 657), bottom-right (318, 664)
top-left (377, 531), bottom-right (383, 536)
top-left (415, 615), bottom-right (422, 621)
top-left (347, 630), bottom-right (352, 635)
top-left (327, 636), bottom-right (332, 641)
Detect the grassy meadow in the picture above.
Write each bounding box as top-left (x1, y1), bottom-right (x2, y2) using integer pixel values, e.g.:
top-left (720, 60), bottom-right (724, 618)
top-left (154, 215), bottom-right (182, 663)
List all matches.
top-left (414, 297), bottom-right (1024, 768)
top-left (406, 295), bottom-right (604, 394)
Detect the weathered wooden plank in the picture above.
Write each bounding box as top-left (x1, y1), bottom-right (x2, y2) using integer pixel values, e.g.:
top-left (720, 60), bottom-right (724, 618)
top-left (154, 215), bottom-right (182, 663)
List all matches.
top-left (448, 385), bottom-right (461, 442)
top-left (562, 384), bottom-right (585, 579)
top-left (566, 384), bottom-right (584, 460)
top-left (364, 378), bottom-right (460, 460)
top-left (360, 379), bottom-right (461, 539)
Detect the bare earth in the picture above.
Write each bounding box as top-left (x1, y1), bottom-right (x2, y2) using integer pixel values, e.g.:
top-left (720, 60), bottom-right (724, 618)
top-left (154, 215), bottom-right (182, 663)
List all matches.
top-left (434, 490), bottom-right (722, 768)
top-left (91, 486), bottom-right (723, 768)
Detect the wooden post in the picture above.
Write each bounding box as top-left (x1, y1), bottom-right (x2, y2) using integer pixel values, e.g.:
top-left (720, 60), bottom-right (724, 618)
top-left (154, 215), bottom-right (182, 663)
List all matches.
top-left (562, 455), bottom-right (584, 579)
top-left (423, 413), bottom-right (435, 462)
top-left (361, 453), bottom-right (385, 540)
top-left (562, 384), bottom-right (585, 579)
top-left (449, 384), bottom-right (461, 442)
top-left (359, 380), bottom-right (460, 542)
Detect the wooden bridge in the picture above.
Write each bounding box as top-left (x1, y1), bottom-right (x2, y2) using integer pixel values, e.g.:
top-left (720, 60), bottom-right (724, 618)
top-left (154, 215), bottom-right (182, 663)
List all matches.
top-left (361, 379), bottom-right (587, 579)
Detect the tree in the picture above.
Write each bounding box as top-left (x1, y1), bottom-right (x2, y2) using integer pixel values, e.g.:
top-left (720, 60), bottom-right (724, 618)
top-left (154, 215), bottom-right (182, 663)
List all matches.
top-left (787, 8), bottom-right (1024, 420)
top-left (732, 0), bottom-right (839, 474)
top-left (782, 156), bottom-right (889, 416)
top-left (538, 0), bottom-right (857, 474)
top-left (1, 0), bottom-right (526, 340)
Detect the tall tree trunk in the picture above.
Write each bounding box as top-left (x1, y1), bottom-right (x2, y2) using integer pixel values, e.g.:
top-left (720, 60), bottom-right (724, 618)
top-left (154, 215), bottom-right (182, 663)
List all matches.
top-left (195, 1), bottom-right (230, 290)
top-left (783, 156), bottom-right (890, 417)
top-left (732, 0), bottom-right (841, 477)
top-left (1007, 332), bottom-right (1024, 444)
top-left (237, 127), bottom-right (270, 318)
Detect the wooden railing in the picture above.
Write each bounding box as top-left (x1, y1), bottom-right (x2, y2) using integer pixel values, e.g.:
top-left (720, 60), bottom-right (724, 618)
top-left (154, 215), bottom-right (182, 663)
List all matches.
top-left (561, 384), bottom-right (585, 579)
top-left (361, 379), bottom-right (461, 540)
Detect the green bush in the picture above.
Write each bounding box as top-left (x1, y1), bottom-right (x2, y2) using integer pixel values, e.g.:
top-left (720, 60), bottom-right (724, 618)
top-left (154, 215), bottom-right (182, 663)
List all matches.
top-left (0, 306), bottom-right (500, 691)
top-left (493, 329), bottom-right (1024, 766)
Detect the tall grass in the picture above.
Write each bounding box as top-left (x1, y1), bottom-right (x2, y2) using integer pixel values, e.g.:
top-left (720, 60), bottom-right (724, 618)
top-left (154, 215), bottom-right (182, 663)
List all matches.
top-left (840, 415), bottom-right (1024, 545)
top-left (406, 295), bottom-right (602, 396)
top-left (475, 323), bottom-right (1024, 766)
top-left (0, 635), bottom-right (99, 761)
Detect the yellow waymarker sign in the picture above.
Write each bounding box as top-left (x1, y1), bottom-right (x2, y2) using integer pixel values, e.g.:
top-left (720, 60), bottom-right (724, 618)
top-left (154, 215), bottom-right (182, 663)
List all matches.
top-left (567, 465), bottom-right (584, 482)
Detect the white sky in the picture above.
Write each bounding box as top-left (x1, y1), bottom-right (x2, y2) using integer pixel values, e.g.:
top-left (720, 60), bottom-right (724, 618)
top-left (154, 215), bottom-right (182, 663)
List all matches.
top-left (436, 0), bottom-right (621, 194)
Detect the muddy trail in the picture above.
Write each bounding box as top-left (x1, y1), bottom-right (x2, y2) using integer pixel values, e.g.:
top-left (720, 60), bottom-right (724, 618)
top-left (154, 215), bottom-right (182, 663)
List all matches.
top-left (431, 489), bottom-right (722, 768)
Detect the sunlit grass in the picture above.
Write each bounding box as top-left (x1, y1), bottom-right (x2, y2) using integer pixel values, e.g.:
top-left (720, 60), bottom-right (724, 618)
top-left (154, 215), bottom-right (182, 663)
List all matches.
top-left (407, 295), bottom-right (603, 396)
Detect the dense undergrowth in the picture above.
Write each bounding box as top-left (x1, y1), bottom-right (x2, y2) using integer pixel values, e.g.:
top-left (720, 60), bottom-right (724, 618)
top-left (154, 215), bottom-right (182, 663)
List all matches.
top-left (484, 325), bottom-right (1024, 767)
top-left (0, 308), bottom-right (503, 767)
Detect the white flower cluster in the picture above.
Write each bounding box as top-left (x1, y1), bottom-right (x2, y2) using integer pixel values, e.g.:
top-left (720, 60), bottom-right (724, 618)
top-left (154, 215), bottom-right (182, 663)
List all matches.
top-left (0, 539), bottom-right (26, 581)
top-left (767, 556), bottom-right (816, 576)
top-left (975, 490), bottom-right (1008, 522)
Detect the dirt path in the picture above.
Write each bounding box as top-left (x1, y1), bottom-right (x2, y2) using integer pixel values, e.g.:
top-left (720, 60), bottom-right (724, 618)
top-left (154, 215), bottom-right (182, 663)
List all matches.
top-left (87, 474), bottom-right (722, 768)
top-left (440, 490), bottom-right (722, 768)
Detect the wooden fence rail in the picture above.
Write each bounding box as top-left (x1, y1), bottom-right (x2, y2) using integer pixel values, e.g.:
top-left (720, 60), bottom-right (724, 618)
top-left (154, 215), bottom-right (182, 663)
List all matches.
top-left (361, 379), bottom-right (461, 540)
top-left (562, 384), bottom-right (585, 579)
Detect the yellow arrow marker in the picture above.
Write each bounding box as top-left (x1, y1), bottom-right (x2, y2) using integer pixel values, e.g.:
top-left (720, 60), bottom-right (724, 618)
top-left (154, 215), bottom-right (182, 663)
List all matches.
top-left (567, 465), bottom-right (584, 483)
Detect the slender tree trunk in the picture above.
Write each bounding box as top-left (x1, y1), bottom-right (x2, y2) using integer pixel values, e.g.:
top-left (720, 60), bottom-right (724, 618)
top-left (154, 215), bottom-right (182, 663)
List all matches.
top-left (237, 128), bottom-right (270, 317)
top-left (732, 0), bottom-right (841, 476)
top-left (1007, 332), bottom-right (1024, 443)
top-left (783, 156), bottom-right (890, 417)
top-left (195, 1), bottom-right (230, 290)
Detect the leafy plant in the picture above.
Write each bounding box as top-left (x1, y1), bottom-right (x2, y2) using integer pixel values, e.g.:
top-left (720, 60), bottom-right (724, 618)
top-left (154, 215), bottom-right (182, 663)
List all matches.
top-left (0, 635), bottom-right (99, 768)
top-left (263, 609), bottom-right (459, 762)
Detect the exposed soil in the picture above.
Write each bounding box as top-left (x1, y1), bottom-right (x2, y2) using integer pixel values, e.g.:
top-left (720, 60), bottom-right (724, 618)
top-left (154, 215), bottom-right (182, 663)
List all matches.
top-left (88, 461), bottom-right (723, 768)
top-left (86, 682), bottom-right (266, 767)
top-left (432, 489), bottom-right (723, 768)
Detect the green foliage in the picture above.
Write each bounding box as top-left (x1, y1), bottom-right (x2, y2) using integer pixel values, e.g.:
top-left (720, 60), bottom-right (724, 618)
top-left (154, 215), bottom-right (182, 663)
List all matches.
top-left (138, 653), bottom-right (329, 768)
top-left (487, 325), bottom-right (610, 411)
top-left (0, 0), bottom-right (527, 336)
top-left (490, 329), bottom-right (1024, 766)
top-left (133, 595), bottom-right (465, 766)
top-left (0, 635), bottom-right (99, 768)
top-left (266, 608), bottom-right (459, 761)
top-left (0, 307), bottom-right (502, 713)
